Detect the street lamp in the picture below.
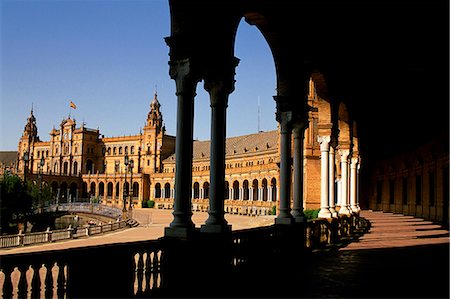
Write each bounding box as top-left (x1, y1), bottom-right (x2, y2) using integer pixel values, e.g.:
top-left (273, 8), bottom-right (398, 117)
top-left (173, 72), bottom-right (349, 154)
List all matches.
top-left (23, 151), bottom-right (29, 186)
top-left (38, 156), bottom-right (45, 211)
top-left (123, 154), bottom-right (129, 214)
top-left (128, 159), bottom-right (134, 212)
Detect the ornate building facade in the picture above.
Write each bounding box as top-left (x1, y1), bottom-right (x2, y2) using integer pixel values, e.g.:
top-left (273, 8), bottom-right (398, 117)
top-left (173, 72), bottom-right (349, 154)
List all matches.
top-left (13, 78), bottom-right (368, 218)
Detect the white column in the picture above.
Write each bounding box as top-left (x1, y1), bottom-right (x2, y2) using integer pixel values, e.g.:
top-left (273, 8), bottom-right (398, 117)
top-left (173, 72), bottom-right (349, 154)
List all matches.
top-left (268, 188), bottom-right (272, 202)
top-left (350, 157), bottom-right (360, 213)
top-left (336, 178), bottom-right (342, 207)
top-left (249, 188), bottom-right (253, 201)
top-left (338, 149), bottom-right (351, 215)
top-left (318, 136), bottom-right (332, 218)
top-left (329, 146), bottom-right (337, 217)
top-left (356, 161), bottom-right (361, 211)
top-left (239, 188), bottom-right (243, 200)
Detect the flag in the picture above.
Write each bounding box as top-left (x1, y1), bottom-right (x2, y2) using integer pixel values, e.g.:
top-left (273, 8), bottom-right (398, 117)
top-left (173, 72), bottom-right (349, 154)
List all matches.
top-left (69, 101), bottom-right (77, 109)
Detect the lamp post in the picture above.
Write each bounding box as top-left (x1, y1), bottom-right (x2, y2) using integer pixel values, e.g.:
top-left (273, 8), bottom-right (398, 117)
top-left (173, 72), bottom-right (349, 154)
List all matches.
top-left (23, 151), bottom-right (29, 186)
top-left (123, 154), bottom-right (129, 215)
top-left (128, 159), bottom-right (134, 213)
top-left (38, 156), bottom-right (45, 211)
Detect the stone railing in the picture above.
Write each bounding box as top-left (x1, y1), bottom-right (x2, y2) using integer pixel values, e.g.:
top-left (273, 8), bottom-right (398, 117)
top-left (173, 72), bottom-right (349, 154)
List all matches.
top-left (0, 221), bottom-right (128, 249)
top-left (0, 215), bottom-right (366, 298)
top-left (44, 203), bottom-right (122, 219)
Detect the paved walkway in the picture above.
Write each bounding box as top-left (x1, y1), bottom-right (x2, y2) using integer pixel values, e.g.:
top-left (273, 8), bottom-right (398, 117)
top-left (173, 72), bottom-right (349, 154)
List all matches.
top-left (295, 210), bottom-right (450, 298)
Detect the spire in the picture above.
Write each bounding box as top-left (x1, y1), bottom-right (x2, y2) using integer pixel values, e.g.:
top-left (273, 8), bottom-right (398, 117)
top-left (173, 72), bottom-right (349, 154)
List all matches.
top-left (150, 91), bottom-right (160, 111)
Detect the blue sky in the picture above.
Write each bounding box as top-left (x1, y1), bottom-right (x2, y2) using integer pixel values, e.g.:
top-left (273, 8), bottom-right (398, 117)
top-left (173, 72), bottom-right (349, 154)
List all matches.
top-left (1, 0), bottom-right (277, 151)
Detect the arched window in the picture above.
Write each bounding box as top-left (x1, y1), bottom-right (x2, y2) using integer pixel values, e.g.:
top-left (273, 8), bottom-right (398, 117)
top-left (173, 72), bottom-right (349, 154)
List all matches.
top-left (123, 182), bottom-right (129, 197)
top-left (164, 183), bottom-right (171, 198)
top-left (233, 181), bottom-right (239, 200)
top-left (90, 182), bottom-right (96, 196)
top-left (262, 178), bottom-right (268, 201)
top-left (125, 146), bottom-right (128, 154)
top-left (107, 182), bottom-right (113, 197)
top-left (119, 147), bottom-right (123, 155)
top-left (193, 182), bottom-right (200, 199)
top-left (224, 181), bottom-right (229, 199)
top-left (243, 180), bottom-right (249, 200)
top-left (271, 178), bottom-right (277, 201)
top-left (113, 147), bottom-right (117, 155)
top-left (73, 161), bottom-right (78, 176)
top-left (107, 147), bottom-right (111, 155)
top-left (53, 163), bottom-right (58, 174)
top-left (252, 179), bottom-right (259, 201)
top-left (69, 183), bottom-right (77, 201)
top-left (155, 183), bottom-right (161, 198)
top-left (131, 146), bottom-right (135, 154)
top-left (99, 182), bottom-right (105, 197)
top-left (63, 162), bottom-right (68, 175)
top-left (203, 182), bottom-right (210, 199)
top-left (132, 182), bottom-right (139, 198)
top-left (86, 160), bottom-right (94, 174)
top-left (115, 182), bottom-right (120, 197)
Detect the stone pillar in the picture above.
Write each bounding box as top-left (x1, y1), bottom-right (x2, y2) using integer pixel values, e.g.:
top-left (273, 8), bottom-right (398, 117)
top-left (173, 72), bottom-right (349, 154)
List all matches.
top-left (291, 121), bottom-right (307, 223)
top-left (338, 149), bottom-right (351, 215)
top-left (356, 161), bottom-right (361, 211)
top-left (201, 60), bottom-right (237, 233)
top-left (318, 136), bottom-right (332, 218)
top-left (165, 59), bottom-right (199, 239)
top-left (329, 146), bottom-right (337, 217)
top-left (350, 157), bottom-right (360, 213)
top-left (274, 96), bottom-right (294, 225)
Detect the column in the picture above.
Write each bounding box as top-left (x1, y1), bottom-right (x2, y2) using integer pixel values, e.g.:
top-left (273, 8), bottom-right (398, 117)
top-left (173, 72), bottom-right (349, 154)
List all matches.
top-left (201, 61), bottom-right (237, 233)
top-left (338, 149), bottom-right (351, 215)
top-left (291, 120), bottom-right (307, 222)
top-left (356, 160), bottom-right (361, 212)
top-left (165, 59), bottom-right (199, 238)
top-left (350, 156), bottom-right (360, 213)
top-left (274, 96), bottom-right (294, 225)
top-left (318, 136), bottom-right (332, 218)
top-left (329, 146), bottom-right (337, 217)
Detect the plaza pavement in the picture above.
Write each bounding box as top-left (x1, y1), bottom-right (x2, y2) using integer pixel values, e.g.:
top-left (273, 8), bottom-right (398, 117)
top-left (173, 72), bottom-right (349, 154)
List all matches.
top-left (0, 208), bottom-right (275, 255)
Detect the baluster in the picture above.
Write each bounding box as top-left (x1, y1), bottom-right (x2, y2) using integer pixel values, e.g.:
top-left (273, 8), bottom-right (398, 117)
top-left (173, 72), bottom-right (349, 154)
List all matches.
top-left (30, 264), bottom-right (42, 299)
top-left (144, 251), bottom-right (151, 293)
top-left (44, 262), bottom-right (54, 298)
top-left (154, 250), bottom-right (160, 288)
top-left (136, 252), bottom-right (145, 296)
top-left (56, 262), bottom-right (66, 298)
top-left (2, 265), bottom-right (14, 298)
top-left (17, 265), bottom-right (29, 299)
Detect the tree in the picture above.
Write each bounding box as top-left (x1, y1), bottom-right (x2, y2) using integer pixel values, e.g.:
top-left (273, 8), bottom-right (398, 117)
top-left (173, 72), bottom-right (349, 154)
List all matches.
top-left (0, 174), bottom-right (33, 234)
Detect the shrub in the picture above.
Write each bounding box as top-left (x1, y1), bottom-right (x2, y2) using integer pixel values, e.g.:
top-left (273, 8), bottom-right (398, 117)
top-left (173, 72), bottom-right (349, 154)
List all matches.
top-left (269, 205), bottom-right (276, 215)
top-left (303, 209), bottom-right (320, 220)
top-left (143, 200), bottom-right (155, 208)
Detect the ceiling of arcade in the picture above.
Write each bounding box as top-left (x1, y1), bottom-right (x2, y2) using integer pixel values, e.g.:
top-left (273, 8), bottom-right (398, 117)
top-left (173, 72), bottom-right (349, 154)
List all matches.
top-left (168, 0), bottom-right (448, 163)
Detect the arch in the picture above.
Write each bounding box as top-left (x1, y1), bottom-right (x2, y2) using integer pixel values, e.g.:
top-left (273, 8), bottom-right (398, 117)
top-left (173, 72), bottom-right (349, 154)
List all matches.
top-left (99, 182), bottom-right (105, 197)
top-left (125, 146), bottom-right (128, 154)
top-left (131, 146), bottom-right (135, 154)
top-left (164, 182), bottom-right (171, 198)
top-left (132, 182), bottom-right (139, 198)
top-left (63, 161), bottom-right (69, 175)
top-left (224, 181), bottom-right (229, 199)
top-left (69, 182), bottom-right (77, 201)
top-left (262, 178), bottom-right (268, 201)
top-left (53, 162), bottom-right (58, 174)
top-left (86, 159), bottom-right (94, 174)
top-left (233, 180), bottom-right (239, 200)
top-left (82, 182), bottom-right (88, 198)
top-left (51, 181), bottom-right (58, 197)
top-left (119, 147), bottom-right (123, 155)
top-left (113, 147), bottom-right (117, 155)
top-left (60, 182), bottom-right (68, 203)
top-left (243, 180), bottom-right (249, 200)
top-left (338, 102), bottom-right (351, 145)
top-left (203, 182), bottom-right (210, 199)
top-left (107, 147), bottom-right (111, 155)
top-left (271, 178), bottom-right (277, 201)
top-left (107, 182), bottom-right (113, 197)
top-left (155, 183), bottom-right (162, 198)
top-left (124, 182), bottom-right (130, 197)
top-left (90, 182), bottom-right (96, 196)
top-left (252, 179), bottom-right (259, 201)
top-left (193, 182), bottom-right (200, 199)
top-left (115, 182), bottom-right (120, 197)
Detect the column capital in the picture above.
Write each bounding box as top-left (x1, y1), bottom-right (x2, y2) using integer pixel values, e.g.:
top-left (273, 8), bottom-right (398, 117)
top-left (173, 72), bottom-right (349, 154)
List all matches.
top-left (317, 135), bottom-right (331, 151)
top-left (351, 156), bottom-right (359, 166)
top-left (339, 149), bottom-right (350, 160)
top-left (169, 58), bottom-right (201, 94)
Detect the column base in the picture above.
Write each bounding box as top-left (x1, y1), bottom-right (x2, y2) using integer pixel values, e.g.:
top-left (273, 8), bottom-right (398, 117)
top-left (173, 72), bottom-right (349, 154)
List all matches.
top-left (318, 208), bottom-right (332, 219)
top-left (275, 216), bottom-right (295, 225)
top-left (164, 226), bottom-right (196, 240)
top-left (294, 215), bottom-right (306, 223)
top-left (200, 223), bottom-right (232, 234)
top-left (329, 207), bottom-right (338, 218)
top-left (338, 206), bottom-right (351, 216)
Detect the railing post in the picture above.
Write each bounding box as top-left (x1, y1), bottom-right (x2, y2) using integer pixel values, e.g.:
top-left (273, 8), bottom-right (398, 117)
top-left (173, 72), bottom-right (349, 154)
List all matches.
top-left (68, 225), bottom-right (74, 239)
top-left (46, 227), bottom-right (52, 243)
top-left (18, 230), bottom-right (24, 246)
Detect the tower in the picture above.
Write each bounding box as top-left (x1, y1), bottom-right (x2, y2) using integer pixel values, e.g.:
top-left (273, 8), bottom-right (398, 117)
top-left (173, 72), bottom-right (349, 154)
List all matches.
top-left (18, 107), bottom-right (40, 173)
top-left (142, 92), bottom-right (165, 173)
